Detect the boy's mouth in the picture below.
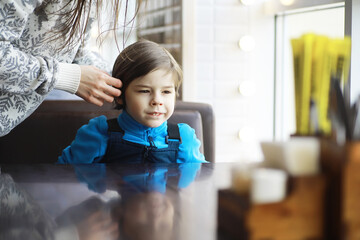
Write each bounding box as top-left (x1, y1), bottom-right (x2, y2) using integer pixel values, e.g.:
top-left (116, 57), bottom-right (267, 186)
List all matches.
top-left (148, 112), bottom-right (163, 117)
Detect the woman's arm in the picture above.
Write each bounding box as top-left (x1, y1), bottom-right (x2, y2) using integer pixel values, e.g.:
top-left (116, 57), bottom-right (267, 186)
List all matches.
top-left (0, 1), bottom-right (59, 95)
top-left (0, 1), bottom-right (121, 102)
top-left (0, 1), bottom-right (121, 136)
top-left (0, 0), bottom-right (60, 136)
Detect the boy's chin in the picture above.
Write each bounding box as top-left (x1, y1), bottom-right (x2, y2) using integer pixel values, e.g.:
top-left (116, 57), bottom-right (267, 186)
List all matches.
top-left (141, 119), bottom-right (166, 128)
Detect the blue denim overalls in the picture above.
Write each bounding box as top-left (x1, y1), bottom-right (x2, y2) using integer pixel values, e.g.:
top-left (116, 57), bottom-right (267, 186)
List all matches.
top-left (101, 118), bottom-right (182, 163)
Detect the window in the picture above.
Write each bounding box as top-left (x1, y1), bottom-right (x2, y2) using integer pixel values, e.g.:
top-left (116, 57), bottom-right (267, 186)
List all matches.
top-left (274, 3), bottom-right (345, 140)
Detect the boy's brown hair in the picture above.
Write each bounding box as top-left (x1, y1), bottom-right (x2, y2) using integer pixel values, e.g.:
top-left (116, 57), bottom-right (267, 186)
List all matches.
top-left (112, 39), bottom-right (183, 109)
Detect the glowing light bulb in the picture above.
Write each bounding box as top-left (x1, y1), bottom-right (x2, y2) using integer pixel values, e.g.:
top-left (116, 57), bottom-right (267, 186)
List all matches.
top-left (280, 0), bottom-right (295, 6)
top-left (238, 35), bottom-right (256, 52)
top-left (238, 81), bottom-right (256, 97)
top-left (238, 126), bottom-right (255, 142)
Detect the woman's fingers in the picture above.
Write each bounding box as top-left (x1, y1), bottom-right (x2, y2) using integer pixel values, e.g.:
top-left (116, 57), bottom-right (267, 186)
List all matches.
top-left (76, 65), bottom-right (122, 105)
top-left (102, 82), bottom-right (121, 99)
top-left (106, 75), bottom-right (122, 88)
top-left (89, 95), bottom-right (105, 106)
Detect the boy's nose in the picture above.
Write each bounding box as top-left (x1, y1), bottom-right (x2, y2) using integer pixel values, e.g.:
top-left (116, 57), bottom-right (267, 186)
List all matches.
top-left (151, 100), bottom-right (163, 106)
top-left (151, 97), bottom-right (163, 106)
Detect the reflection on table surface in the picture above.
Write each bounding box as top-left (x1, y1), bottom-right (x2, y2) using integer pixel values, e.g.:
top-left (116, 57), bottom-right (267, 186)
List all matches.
top-left (0, 163), bottom-right (234, 240)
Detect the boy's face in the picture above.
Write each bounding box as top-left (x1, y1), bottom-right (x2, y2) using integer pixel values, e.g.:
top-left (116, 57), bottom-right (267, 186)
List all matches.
top-left (125, 69), bottom-right (176, 128)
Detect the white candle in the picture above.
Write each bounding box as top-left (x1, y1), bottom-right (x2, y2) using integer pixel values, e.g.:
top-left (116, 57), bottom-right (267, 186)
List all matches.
top-left (284, 137), bottom-right (320, 176)
top-left (250, 168), bottom-right (287, 204)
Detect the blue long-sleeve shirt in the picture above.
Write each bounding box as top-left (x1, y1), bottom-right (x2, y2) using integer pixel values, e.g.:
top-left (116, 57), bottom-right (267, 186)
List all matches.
top-left (58, 111), bottom-right (207, 164)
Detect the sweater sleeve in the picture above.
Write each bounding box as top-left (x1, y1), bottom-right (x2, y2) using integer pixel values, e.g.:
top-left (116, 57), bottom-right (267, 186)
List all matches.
top-left (58, 115), bottom-right (109, 164)
top-left (177, 123), bottom-right (208, 163)
top-left (54, 63), bottom-right (81, 94)
top-left (0, 1), bottom-right (60, 96)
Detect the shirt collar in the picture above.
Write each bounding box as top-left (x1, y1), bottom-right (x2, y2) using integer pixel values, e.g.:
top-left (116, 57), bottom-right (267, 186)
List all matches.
top-left (117, 110), bottom-right (167, 136)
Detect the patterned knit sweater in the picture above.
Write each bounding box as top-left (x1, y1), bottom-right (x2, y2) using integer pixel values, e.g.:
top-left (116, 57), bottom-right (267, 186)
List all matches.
top-left (0, 0), bottom-right (111, 136)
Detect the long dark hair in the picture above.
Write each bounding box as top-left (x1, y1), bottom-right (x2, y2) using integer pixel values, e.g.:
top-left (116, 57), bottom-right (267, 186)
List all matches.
top-left (40, 0), bottom-right (142, 52)
top-left (112, 39), bottom-right (183, 110)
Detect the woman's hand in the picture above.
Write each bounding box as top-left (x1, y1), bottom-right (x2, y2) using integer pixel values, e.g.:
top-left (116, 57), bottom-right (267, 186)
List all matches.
top-left (76, 65), bottom-right (122, 106)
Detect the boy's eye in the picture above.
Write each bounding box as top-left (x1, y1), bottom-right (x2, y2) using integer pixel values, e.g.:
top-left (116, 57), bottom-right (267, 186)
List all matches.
top-left (138, 90), bottom-right (150, 93)
top-left (163, 90), bottom-right (173, 94)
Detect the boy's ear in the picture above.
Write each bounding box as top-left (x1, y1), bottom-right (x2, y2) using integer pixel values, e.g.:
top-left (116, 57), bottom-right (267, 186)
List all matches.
top-left (115, 97), bottom-right (123, 105)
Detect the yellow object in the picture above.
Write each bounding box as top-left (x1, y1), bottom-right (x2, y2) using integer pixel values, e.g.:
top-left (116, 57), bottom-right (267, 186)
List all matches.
top-left (313, 35), bottom-right (331, 135)
top-left (291, 33), bottom-right (351, 136)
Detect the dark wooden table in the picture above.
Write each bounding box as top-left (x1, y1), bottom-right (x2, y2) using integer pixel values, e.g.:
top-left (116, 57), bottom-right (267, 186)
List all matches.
top-left (0, 163), bottom-right (236, 240)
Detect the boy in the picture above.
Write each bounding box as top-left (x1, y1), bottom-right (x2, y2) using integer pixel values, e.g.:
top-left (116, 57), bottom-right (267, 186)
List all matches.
top-left (58, 40), bottom-right (207, 164)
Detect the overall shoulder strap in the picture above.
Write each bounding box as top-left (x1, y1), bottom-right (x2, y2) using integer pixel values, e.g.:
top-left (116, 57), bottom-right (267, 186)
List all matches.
top-left (106, 118), bottom-right (124, 133)
top-left (166, 123), bottom-right (182, 144)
